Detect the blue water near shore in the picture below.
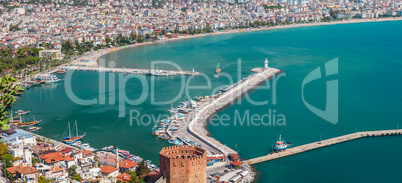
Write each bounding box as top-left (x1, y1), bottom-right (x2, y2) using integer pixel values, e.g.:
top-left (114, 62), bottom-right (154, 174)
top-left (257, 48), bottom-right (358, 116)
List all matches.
top-left (14, 21), bottom-right (402, 182)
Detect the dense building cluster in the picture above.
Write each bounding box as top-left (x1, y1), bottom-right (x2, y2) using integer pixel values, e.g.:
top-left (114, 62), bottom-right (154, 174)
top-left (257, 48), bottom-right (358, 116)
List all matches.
top-left (0, 0), bottom-right (401, 49)
top-left (0, 128), bottom-right (147, 182)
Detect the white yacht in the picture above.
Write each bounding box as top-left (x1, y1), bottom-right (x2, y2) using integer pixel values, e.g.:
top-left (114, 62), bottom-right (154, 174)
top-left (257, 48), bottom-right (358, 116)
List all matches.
top-left (35, 74), bottom-right (61, 84)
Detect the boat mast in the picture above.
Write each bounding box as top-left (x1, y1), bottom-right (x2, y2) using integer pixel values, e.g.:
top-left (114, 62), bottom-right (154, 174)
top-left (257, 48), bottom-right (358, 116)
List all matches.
top-left (68, 122), bottom-right (71, 138)
top-left (75, 120), bottom-right (78, 137)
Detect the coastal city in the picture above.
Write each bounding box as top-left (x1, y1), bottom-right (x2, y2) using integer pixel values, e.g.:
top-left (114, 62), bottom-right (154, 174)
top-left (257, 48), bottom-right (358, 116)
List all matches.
top-left (0, 0), bottom-right (401, 50)
top-left (0, 0), bottom-right (402, 182)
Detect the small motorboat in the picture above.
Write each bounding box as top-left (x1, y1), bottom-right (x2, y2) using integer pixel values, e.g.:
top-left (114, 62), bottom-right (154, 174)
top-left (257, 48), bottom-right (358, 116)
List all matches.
top-left (159, 134), bottom-right (170, 140)
top-left (101, 145), bottom-right (114, 151)
top-left (16, 110), bottom-right (30, 115)
top-left (27, 127), bottom-right (41, 132)
top-left (56, 69), bottom-right (67, 75)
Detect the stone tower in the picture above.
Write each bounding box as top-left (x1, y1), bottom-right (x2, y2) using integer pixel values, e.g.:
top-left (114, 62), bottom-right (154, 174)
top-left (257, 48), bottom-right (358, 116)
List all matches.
top-left (159, 145), bottom-right (207, 183)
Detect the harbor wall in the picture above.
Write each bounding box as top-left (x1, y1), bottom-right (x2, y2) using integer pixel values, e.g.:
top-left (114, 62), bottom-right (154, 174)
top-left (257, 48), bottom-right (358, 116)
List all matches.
top-left (187, 68), bottom-right (282, 156)
top-left (62, 65), bottom-right (199, 76)
top-left (246, 129), bottom-right (402, 165)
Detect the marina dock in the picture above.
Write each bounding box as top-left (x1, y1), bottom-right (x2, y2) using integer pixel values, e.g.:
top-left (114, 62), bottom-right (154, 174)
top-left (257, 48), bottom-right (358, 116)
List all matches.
top-left (246, 129), bottom-right (402, 165)
top-left (170, 67), bottom-right (282, 156)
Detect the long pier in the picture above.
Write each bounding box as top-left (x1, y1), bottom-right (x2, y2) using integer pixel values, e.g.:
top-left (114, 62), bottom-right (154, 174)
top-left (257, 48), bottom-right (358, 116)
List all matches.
top-left (184, 67), bottom-right (282, 156)
top-left (246, 129), bottom-right (402, 165)
top-left (61, 65), bottom-right (199, 76)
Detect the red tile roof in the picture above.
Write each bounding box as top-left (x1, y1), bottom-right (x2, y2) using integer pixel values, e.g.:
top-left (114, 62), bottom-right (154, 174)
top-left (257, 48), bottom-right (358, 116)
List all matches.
top-left (101, 166), bottom-right (118, 174)
top-left (60, 147), bottom-right (74, 153)
top-left (39, 152), bottom-right (65, 164)
top-left (81, 150), bottom-right (94, 157)
top-left (50, 166), bottom-right (63, 172)
top-left (65, 155), bottom-right (74, 162)
top-left (7, 166), bottom-right (39, 175)
top-left (119, 160), bottom-right (138, 169)
top-left (117, 172), bottom-right (131, 182)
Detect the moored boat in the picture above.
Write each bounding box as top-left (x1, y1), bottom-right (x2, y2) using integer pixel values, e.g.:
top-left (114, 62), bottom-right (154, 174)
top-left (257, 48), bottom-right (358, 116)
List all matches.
top-left (215, 63), bottom-right (221, 74)
top-left (102, 145), bottom-right (114, 151)
top-left (27, 126), bottom-right (41, 132)
top-left (152, 128), bottom-right (166, 136)
top-left (159, 134), bottom-right (169, 140)
top-left (19, 120), bottom-right (41, 128)
top-left (8, 112), bottom-right (21, 126)
top-left (56, 69), bottom-right (67, 75)
top-left (21, 83), bottom-right (31, 90)
top-left (14, 91), bottom-right (24, 96)
top-left (16, 110), bottom-right (30, 115)
top-left (169, 127), bottom-right (179, 131)
top-left (273, 135), bottom-right (293, 152)
top-left (62, 121), bottom-right (86, 144)
top-left (34, 74), bottom-right (61, 84)
top-left (168, 138), bottom-right (178, 144)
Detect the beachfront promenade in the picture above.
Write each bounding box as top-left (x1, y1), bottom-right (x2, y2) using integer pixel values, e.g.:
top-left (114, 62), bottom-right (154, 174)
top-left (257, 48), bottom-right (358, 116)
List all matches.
top-left (246, 129), bottom-right (402, 165)
top-left (175, 67), bottom-right (282, 156)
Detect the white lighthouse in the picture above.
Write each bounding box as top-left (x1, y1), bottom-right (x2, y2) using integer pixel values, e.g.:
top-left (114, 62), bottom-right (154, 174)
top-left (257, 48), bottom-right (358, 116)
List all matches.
top-left (264, 56), bottom-right (269, 69)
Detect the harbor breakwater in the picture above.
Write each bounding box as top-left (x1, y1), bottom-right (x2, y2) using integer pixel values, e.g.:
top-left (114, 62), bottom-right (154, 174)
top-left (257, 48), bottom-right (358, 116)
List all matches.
top-left (57, 65), bottom-right (199, 76)
top-left (246, 129), bottom-right (402, 165)
top-left (186, 67), bottom-right (282, 156)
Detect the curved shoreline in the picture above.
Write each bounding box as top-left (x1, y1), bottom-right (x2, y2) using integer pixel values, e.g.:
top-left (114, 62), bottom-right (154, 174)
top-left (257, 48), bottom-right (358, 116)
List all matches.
top-left (69, 17), bottom-right (402, 68)
top-left (61, 17), bottom-right (402, 182)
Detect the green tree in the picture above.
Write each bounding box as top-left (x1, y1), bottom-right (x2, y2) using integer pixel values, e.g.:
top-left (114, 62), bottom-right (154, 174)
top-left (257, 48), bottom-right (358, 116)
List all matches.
top-left (126, 171), bottom-right (145, 183)
top-left (135, 161), bottom-right (150, 178)
top-left (68, 165), bottom-right (77, 176)
top-left (32, 157), bottom-right (40, 166)
top-left (61, 40), bottom-right (74, 56)
top-left (3, 154), bottom-right (14, 168)
top-left (130, 33), bottom-right (137, 40)
top-left (68, 165), bottom-right (82, 181)
top-left (0, 142), bottom-right (8, 159)
top-left (105, 37), bottom-right (112, 45)
top-left (38, 176), bottom-right (52, 183)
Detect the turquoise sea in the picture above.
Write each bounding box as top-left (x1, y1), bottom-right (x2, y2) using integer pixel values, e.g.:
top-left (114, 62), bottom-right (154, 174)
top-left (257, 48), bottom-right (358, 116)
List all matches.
top-left (14, 21), bottom-right (402, 182)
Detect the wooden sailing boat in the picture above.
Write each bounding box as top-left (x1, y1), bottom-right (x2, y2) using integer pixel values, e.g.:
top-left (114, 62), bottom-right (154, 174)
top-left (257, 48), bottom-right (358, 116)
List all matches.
top-left (19, 115), bottom-right (41, 128)
top-left (62, 121), bottom-right (86, 144)
top-left (8, 110), bottom-right (21, 126)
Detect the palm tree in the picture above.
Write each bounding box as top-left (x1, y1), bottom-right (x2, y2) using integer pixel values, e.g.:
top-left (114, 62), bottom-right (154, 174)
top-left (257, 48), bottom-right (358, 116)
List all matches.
top-left (0, 76), bottom-right (22, 130)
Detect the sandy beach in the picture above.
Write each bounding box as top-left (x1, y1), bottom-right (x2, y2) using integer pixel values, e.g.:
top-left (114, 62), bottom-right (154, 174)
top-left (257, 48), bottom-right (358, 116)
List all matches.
top-left (67, 17), bottom-right (402, 69)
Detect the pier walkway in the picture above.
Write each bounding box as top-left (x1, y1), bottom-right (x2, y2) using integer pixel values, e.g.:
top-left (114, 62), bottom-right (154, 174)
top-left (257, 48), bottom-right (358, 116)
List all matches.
top-left (246, 129), bottom-right (402, 165)
top-left (61, 65), bottom-right (199, 76)
top-left (175, 67), bottom-right (281, 156)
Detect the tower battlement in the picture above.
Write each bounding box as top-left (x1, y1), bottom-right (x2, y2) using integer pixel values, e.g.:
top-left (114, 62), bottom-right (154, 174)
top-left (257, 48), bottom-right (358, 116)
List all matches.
top-left (159, 145), bottom-right (207, 183)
